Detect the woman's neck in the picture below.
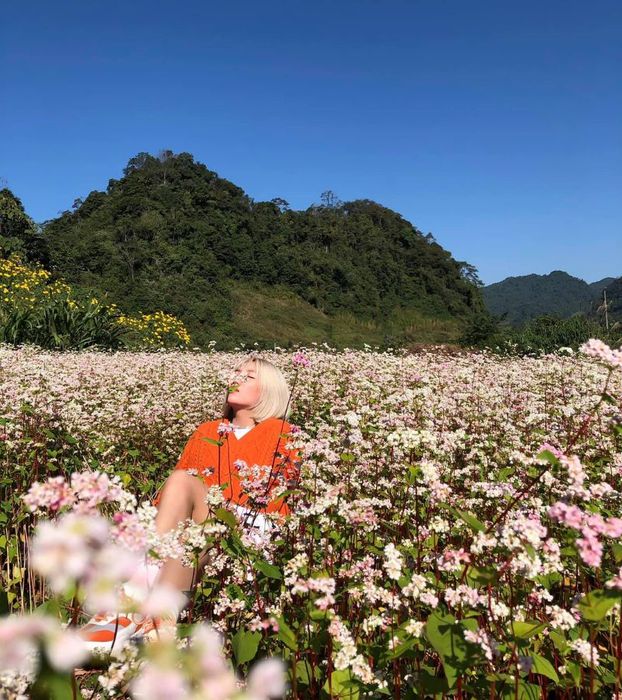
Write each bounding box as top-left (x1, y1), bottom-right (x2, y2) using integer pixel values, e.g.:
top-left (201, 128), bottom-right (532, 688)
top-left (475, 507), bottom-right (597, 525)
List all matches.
top-left (230, 409), bottom-right (257, 429)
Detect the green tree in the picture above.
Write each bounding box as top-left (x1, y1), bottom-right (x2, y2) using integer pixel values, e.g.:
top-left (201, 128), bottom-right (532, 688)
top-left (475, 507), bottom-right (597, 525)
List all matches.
top-left (40, 151), bottom-right (486, 348)
top-left (0, 188), bottom-right (48, 263)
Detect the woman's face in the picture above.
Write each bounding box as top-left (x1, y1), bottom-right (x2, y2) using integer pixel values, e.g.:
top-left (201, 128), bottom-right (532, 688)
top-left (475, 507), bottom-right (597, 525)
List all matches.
top-left (227, 362), bottom-right (261, 411)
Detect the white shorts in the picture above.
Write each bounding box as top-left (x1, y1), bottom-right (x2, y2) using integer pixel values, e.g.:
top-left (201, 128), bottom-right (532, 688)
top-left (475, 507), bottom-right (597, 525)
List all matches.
top-left (232, 504), bottom-right (274, 534)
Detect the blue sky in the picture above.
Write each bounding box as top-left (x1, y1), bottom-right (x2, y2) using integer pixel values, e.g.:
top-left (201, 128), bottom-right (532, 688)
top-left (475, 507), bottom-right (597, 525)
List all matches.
top-left (1, 0), bottom-right (620, 285)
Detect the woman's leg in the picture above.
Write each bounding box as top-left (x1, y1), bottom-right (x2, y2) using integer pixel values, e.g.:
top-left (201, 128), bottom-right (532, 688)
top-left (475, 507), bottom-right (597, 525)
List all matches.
top-left (154, 471), bottom-right (211, 590)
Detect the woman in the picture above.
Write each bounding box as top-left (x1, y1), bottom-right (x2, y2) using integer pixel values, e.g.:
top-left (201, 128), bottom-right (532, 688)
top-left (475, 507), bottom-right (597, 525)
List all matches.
top-left (81, 355), bottom-right (301, 649)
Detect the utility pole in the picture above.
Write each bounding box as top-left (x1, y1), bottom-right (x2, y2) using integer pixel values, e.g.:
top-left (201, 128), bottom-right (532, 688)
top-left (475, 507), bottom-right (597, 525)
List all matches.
top-left (598, 290), bottom-right (610, 331)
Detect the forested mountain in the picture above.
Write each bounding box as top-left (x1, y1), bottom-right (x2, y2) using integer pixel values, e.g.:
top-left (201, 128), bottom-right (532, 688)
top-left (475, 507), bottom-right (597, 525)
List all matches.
top-left (603, 277), bottom-right (622, 321)
top-left (589, 277), bottom-right (617, 298)
top-left (483, 271), bottom-right (617, 325)
top-left (24, 151), bottom-right (484, 347)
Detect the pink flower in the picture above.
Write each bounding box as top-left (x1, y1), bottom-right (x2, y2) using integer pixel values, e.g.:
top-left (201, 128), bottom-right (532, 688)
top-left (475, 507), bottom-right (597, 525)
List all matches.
top-left (603, 518), bottom-right (622, 538)
top-left (70, 471), bottom-right (136, 512)
top-left (292, 352), bottom-right (310, 368)
top-left (606, 567), bottom-right (622, 590)
top-left (584, 514), bottom-right (607, 535)
top-left (82, 544), bottom-right (141, 614)
top-left (111, 512), bottom-right (149, 552)
top-left (560, 455), bottom-right (586, 488)
top-left (548, 501), bottom-right (584, 529)
top-left (576, 534), bottom-right (603, 567)
top-left (580, 339), bottom-right (622, 369)
top-left (0, 615), bottom-right (49, 675)
top-left (438, 548), bottom-right (471, 571)
top-left (22, 476), bottom-right (75, 513)
top-left (0, 615), bottom-right (87, 675)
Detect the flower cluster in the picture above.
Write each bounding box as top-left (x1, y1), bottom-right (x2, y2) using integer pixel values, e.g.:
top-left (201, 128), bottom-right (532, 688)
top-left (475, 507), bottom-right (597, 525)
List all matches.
top-left (117, 310), bottom-right (191, 348)
top-left (548, 500), bottom-right (622, 566)
top-left (580, 338), bottom-right (622, 369)
top-left (0, 256), bottom-right (72, 310)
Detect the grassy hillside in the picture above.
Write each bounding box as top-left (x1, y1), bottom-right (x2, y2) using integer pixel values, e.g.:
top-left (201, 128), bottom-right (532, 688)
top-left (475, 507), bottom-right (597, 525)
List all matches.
top-left (230, 281), bottom-right (463, 347)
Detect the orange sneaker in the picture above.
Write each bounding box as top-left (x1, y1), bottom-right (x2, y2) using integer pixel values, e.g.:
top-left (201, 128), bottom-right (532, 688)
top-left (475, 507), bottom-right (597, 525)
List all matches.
top-left (79, 612), bottom-right (144, 653)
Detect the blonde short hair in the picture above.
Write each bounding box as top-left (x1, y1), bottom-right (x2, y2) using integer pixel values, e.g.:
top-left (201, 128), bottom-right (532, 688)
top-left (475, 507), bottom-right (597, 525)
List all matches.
top-left (222, 355), bottom-right (291, 423)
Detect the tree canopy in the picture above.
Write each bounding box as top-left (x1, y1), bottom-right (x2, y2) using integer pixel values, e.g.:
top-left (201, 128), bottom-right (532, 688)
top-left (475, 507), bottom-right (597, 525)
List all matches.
top-left (12, 152), bottom-right (485, 347)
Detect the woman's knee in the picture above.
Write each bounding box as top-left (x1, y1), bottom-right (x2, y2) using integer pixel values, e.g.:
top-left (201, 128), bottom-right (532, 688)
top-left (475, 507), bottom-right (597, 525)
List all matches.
top-left (160, 470), bottom-right (197, 507)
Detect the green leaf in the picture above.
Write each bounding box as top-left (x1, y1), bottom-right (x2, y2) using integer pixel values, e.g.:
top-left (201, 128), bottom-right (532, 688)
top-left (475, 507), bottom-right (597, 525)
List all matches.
top-left (31, 672), bottom-right (79, 700)
top-left (322, 669), bottom-right (360, 699)
top-left (467, 565), bottom-right (497, 586)
top-left (536, 449), bottom-right (559, 465)
top-left (201, 437), bottom-right (224, 446)
top-left (425, 612), bottom-right (475, 689)
top-left (406, 466), bottom-right (420, 485)
top-left (453, 509), bottom-right (485, 532)
top-left (612, 543), bottom-right (622, 564)
top-left (35, 599), bottom-right (62, 618)
top-left (294, 659), bottom-right (313, 685)
top-left (413, 668), bottom-right (449, 694)
top-left (254, 559), bottom-right (282, 580)
top-left (501, 681), bottom-right (541, 700)
top-left (231, 629), bottom-right (261, 665)
top-left (530, 653), bottom-right (559, 683)
top-left (277, 617), bottom-right (298, 651)
top-left (565, 660), bottom-right (581, 687)
top-left (510, 620), bottom-right (546, 639)
top-left (602, 392), bottom-right (618, 406)
top-left (309, 608), bottom-right (329, 622)
top-left (549, 630), bottom-right (568, 653)
top-left (387, 636), bottom-right (419, 660)
top-left (214, 508), bottom-right (237, 529)
top-left (578, 588), bottom-right (622, 621)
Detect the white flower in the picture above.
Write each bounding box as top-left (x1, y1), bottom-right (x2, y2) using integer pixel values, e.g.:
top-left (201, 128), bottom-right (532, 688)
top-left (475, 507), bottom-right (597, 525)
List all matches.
top-left (140, 583), bottom-right (188, 619)
top-left (247, 658), bottom-right (286, 699)
top-left (383, 543), bottom-right (403, 581)
top-left (31, 513), bottom-right (109, 593)
top-left (570, 639), bottom-right (600, 667)
top-left (45, 627), bottom-right (88, 672)
top-left (83, 544), bottom-right (141, 613)
top-left (131, 664), bottom-right (190, 700)
top-left (405, 620), bottom-right (425, 637)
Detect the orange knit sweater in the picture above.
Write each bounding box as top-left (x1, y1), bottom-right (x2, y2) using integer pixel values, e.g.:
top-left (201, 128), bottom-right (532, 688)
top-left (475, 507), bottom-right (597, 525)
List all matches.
top-left (170, 416), bottom-right (301, 515)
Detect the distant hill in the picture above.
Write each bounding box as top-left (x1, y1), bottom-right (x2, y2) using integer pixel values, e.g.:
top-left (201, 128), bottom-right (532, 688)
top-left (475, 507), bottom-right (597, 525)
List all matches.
top-left (10, 151), bottom-right (485, 348)
top-left (483, 271), bottom-right (617, 325)
top-left (589, 277), bottom-right (616, 298)
top-left (602, 277), bottom-right (622, 323)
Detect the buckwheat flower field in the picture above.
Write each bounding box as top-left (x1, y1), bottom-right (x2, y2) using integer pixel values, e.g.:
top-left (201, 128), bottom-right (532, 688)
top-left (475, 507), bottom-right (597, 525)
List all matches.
top-left (1, 342), bottom-right (621, 699)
